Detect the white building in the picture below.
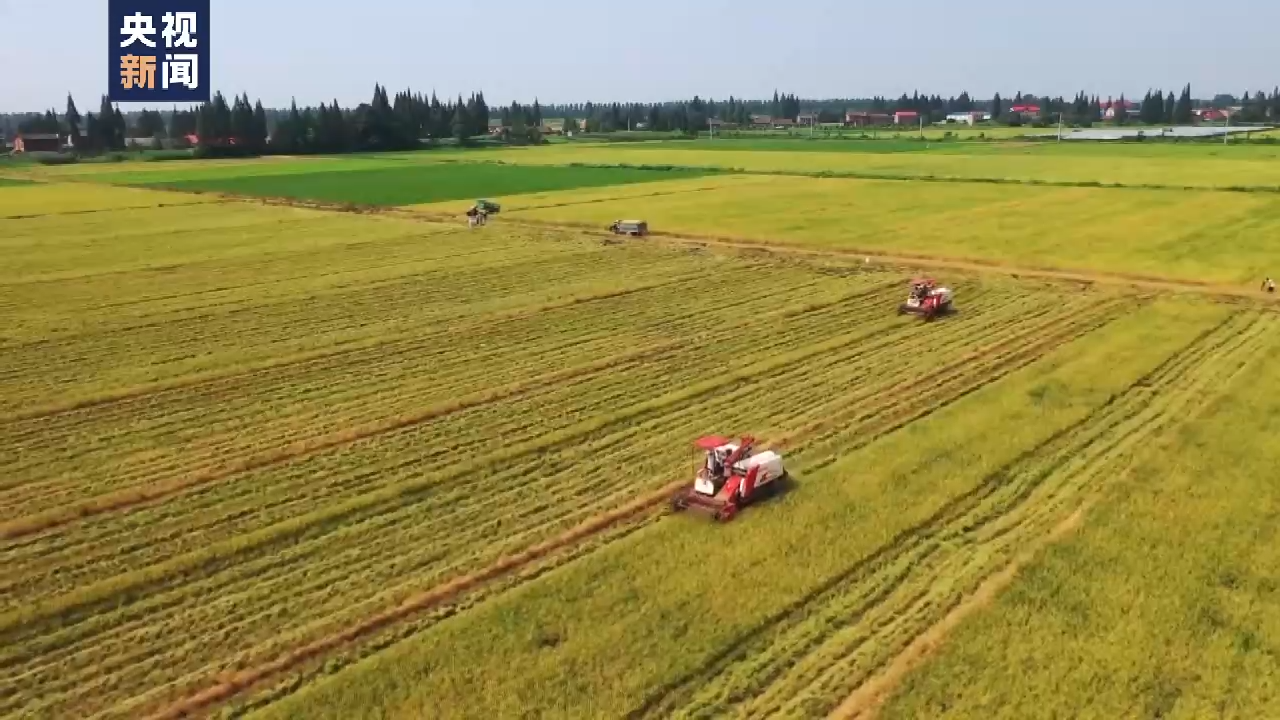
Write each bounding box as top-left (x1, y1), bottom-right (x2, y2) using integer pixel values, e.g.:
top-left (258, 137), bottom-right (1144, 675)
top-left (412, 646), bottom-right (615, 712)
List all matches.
top-left (944, 112), bottom-right (988, 125)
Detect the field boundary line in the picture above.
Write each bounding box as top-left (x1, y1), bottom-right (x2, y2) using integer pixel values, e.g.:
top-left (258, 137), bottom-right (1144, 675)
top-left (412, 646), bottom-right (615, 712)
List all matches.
top-left (0, 198), bottom-right (228, 221)
top-left (827, 501), bottom-right (1093, 720)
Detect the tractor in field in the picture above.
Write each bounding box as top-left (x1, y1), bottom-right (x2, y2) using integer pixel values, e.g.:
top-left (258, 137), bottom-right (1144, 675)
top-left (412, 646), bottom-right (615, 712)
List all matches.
top-left (609, 219), bottom-right (649, 237)
top-left (670, 435), bottom-right (787, 522)
top-left (466, 199), bottom-right (500, 228)
top-left (898, 277), bottom-right (953, 321)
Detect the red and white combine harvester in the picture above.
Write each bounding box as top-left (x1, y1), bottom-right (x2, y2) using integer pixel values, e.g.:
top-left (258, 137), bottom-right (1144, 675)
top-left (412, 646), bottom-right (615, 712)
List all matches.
top-left (898, 277), bottom-right (954, 320)
top-left (670, 435), bottom-right (787, 522)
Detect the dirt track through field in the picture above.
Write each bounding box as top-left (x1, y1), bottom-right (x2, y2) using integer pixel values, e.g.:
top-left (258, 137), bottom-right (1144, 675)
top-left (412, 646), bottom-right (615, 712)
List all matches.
top-left (828, 504), bottom-right (1090, 720)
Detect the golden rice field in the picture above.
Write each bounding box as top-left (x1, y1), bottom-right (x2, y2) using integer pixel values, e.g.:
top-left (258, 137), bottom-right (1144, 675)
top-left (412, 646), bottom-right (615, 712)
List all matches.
top-left (467, 142), bottom-right (1280, 189)
top-left (412, 173), bottom-right (1280, 286)
top-left (4, 144), bottom-right (1280, 720)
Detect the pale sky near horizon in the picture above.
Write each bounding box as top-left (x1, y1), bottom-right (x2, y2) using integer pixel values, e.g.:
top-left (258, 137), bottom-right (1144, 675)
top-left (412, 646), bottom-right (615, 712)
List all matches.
top-left (1, 0), bottom-right (1277, 112)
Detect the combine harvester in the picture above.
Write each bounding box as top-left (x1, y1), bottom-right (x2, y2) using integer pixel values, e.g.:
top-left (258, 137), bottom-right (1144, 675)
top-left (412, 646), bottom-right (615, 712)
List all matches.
top-left (898, 277), bottom-right (954, 321)
top-left (671, 435), bottom-right (787, 522)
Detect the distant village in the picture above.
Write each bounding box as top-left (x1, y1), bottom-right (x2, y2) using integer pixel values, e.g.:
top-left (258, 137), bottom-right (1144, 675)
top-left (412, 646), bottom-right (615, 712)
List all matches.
top-left (0, 99), bottom-right (1257, 154)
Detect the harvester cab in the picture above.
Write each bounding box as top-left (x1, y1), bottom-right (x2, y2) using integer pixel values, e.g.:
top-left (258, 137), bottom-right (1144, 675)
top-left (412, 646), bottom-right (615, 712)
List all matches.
top-left (899, 277), bottom-right (953, 320)
top-left (672, 435), bottom-right (787, 522)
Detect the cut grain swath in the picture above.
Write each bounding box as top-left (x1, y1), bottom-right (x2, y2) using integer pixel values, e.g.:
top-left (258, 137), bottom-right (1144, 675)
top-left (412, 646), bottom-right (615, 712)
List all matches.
top-left (144, 478), bottom-right (691, 720)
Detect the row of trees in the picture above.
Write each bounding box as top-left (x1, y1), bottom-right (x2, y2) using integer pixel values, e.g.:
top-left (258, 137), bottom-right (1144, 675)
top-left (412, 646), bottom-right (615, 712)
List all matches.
top-left (5, 85), bottom-right (496, 156)
top-left (224, 85), bottom-right (492, 155)
top-left (7, 83), bottom-right (1279, 154)
top-left (1136, 86), bottom-right (1196, 125)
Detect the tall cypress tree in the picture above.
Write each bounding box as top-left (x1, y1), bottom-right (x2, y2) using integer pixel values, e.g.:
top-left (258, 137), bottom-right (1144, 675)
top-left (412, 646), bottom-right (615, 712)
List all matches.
top-left (64, 94), bottom-right (81, 149)
top-left (452, 95), bottom-right (469, 144)
top-left (1174, 84), bottom-right (1193, 124)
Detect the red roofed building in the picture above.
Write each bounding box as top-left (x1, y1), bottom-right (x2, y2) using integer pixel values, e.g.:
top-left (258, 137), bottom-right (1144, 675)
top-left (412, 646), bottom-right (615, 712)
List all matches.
top-left (1009, 105), bottom-right (1041, 118)
top-left (894, 111), bottom-right (919, 125)
top-left (1194, 108), bottom-right (1229, 122)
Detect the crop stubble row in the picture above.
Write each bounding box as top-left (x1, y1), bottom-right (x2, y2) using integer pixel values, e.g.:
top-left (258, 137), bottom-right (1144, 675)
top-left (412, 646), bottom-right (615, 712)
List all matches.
top-left (0, 262), bottom-right (839, 513)
top-left (635, 310), bottom-right (1272, 719)
top-left (0, 283), bottom-right (1116, 712)
top-left (0, 276), bottom-right (905, 599)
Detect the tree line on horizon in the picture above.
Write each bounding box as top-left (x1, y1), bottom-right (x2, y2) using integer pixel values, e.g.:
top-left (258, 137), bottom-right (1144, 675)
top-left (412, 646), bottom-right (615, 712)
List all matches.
top-left (4, 83), bottom-right (1278, 155)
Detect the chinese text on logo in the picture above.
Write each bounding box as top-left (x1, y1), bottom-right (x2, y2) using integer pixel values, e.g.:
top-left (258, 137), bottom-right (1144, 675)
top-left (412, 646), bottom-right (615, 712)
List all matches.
top-left (108, 0), bottom-right (210, 102)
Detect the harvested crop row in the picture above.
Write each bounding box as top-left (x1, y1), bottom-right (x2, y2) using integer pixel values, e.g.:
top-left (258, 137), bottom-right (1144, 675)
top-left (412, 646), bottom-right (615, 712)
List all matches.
top-left (642, 311), bottom-right (1270, 720)
top-left (0, 284), bottom-right (1111, 712)
top-left (0, 250), bottom-right (717, 410)
top-left (1, 269), bottom-right (846, 512)
top-left (0, 279), bottom-right (911, 590)
top-left (117, 286), bottom-right (1121, 717)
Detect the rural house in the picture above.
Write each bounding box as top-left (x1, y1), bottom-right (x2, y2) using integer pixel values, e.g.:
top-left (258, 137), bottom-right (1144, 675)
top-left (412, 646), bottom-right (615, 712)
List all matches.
top-left (1009, 104), bottom-right (1041, 119)
top-left (845, 111), bottom-right (891, 127)
top-left (796, 113), bottom-right (817, 126)
top-left (1194, 108), bottom-right (1229, 122)
top-left (893, 111), bottom-right (919, 125)
top-left (944, 111), bottom-right (987, 125)
top-left (11, 133), bottom-right (62, 153)
top-left (750, 114), bottom-right (773, 127)
top-left (1101, 99), bottom-right (1138, 120)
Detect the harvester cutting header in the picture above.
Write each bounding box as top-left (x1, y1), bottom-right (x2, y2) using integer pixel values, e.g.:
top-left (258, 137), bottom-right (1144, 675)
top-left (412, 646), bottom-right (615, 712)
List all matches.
top-left (671, 435), bottom-right (787, 522)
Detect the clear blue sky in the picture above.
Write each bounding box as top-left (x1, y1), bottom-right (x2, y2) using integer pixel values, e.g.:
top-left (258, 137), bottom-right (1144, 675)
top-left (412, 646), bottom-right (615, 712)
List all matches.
top-left (2, 0), bottom-right (1277, 112)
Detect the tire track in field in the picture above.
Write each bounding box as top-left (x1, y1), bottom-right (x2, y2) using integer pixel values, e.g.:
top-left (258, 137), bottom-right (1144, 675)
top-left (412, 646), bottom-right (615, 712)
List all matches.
top-left (136, 294), bottom-right (1124, 720)
top-left (632, 311), bottom-right (1269, 720)
top-left (828, 504), bottom-right (1090, 720)
top-left (822, 311), bottom-right (1275, 720)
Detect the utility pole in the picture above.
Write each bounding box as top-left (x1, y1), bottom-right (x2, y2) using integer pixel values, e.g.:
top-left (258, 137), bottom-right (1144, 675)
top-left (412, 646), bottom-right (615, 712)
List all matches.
top-left (1057, 111), bottom-right (1064, 142)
